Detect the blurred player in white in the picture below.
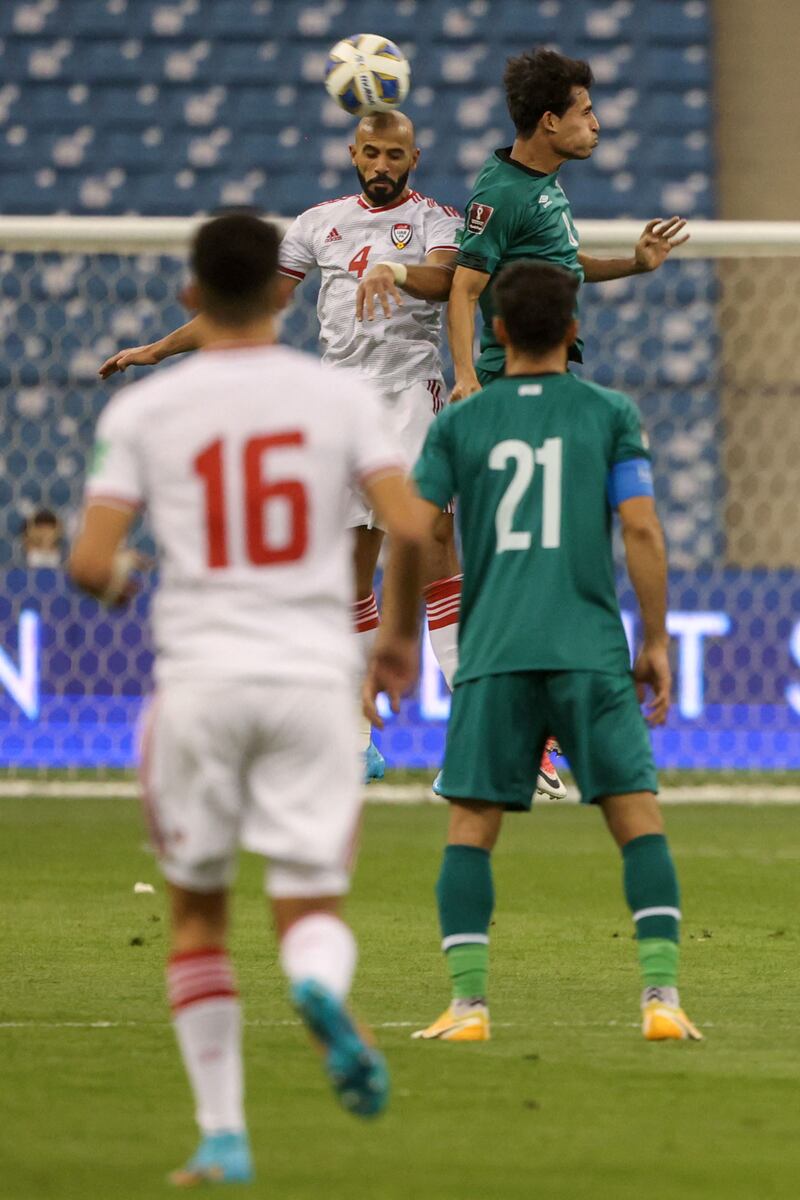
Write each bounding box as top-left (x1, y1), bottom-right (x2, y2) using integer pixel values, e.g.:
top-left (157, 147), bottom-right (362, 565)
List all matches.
top-left (98, 113), bottom-right (562, 797)
top-left (72, 214), bottom-right (424, 1187)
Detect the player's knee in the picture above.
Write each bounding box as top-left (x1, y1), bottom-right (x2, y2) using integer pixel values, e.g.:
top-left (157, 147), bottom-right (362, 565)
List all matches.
top-left (600, 791), bottom-right (663, 847)
top-left (447, 802), bottom-right (502, 851)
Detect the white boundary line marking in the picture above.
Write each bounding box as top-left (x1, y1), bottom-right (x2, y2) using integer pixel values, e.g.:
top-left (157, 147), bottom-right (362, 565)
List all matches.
top-left (1, 779), bottom-right (800, 804)
top-left (2, 1018), bottom-right (717, 1031)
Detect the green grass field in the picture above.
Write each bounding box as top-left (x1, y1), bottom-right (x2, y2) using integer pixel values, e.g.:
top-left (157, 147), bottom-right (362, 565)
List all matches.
top-left (1, 796), bottom-right (798, 1200)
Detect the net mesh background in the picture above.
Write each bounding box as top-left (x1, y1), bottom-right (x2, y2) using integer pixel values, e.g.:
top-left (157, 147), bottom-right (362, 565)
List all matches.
top-left (2, 246), bottom-right (800, 770)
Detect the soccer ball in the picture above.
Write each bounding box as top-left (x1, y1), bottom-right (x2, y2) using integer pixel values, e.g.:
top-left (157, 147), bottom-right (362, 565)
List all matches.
top-left (324, 33), bottom-right (411, 117)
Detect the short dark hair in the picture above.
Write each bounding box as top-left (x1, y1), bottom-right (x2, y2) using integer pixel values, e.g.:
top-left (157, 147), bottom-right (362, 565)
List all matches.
top-left (25, 508), bottom-right (59, 529)
top-left (493, 260), bottom-right (579, 356)
top-left (191, 212), bottom-right (280, 324)
top-left (504, 48), bottom-right (593, 137)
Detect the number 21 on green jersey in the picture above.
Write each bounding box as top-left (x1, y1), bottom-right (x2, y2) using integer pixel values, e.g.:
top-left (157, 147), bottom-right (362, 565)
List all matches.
top-left (489, 437), bottom-right (563, 552)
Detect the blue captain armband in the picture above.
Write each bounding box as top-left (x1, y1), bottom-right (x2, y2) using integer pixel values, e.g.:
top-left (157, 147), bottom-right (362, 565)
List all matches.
top-left (607, 458), bottom-right (654, 508)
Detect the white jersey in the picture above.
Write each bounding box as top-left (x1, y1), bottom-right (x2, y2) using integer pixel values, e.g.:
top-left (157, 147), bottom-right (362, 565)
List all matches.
top-left (278, 190), bottom-right (460, 388)
top-left (86, 345), bottom-right (404, 686)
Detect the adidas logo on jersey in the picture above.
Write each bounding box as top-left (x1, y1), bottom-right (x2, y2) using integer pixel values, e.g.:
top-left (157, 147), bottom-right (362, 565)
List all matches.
top-left (325, 227), bottom-right (342, 243)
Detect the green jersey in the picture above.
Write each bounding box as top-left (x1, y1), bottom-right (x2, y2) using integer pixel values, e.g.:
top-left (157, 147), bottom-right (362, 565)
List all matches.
top-left (455, 148), bottom-right (584, 376)
top-left (412, 372), bottom-right (651, 684)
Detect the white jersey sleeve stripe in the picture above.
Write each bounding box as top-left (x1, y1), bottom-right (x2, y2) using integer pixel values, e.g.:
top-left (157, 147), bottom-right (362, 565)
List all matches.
top-left (85, 492), bottom-right (143, 512)
top-left (357, 460), bottom-right (408, 487)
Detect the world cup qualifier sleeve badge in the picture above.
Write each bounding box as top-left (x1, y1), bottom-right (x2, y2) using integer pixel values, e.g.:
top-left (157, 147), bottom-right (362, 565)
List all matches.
top-left (466, 202), bottom-right (494, 234)
top-left (390, 222), bottom-right (413, 249)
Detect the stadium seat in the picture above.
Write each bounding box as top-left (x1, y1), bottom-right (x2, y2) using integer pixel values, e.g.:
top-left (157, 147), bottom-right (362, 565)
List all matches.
top-left (645, 0), bottom-right (711, 43)
top-left (644, 45), bottom-right (710, 88)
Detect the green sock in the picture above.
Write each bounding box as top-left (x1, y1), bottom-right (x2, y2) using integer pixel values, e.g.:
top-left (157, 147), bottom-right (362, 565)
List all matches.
top-left (638, 938), bottom-right (680, 988)
top-left (622, 833), bottom-right (681, 989)
top-left (436, 844), bottom-right (494, 1002)
top-left (446, 942), bottom-right (489, 1001)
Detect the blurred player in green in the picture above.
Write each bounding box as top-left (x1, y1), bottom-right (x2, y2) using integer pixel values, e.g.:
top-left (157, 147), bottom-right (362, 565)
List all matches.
top-left (367, 260), bottom-right (702, 1044)
top-left (448, 47), bottom-right (689, 396)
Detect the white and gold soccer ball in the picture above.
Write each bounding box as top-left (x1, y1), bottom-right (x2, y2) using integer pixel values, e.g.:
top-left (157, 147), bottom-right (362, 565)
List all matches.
top-left (324, 33), bottom-right (411, 117)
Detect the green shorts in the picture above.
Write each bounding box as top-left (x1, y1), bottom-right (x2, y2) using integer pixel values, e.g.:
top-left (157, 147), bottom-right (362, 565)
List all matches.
top-left (439, 670), bottom-right (658, 811)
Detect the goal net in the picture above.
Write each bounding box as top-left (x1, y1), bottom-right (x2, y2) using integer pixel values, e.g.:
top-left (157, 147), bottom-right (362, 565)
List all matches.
top-left (2, 216), bottom-right (800, 773)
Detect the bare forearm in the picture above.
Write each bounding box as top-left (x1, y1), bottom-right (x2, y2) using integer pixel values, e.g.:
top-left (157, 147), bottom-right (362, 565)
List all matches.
top-left (68, 545), bottom-right (113, 597)
top-left (153, 317), bottom-right (202, 360)
top-left (447, 287), bottom-right (480, 380)
top-left (401, 264), bottom-right (454, 302)
top-left (623, 524), bottom-right (668, 644)
top-left (579, 254), bottom-right (645, 283)
top-left (381, 537), bottom-right (423, 640)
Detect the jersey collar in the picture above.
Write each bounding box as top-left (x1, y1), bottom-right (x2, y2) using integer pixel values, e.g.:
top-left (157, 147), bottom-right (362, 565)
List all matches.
top-left (357, 190), bottom-right (414, 214)
top-left (495, 147), bottom-right (552, 179)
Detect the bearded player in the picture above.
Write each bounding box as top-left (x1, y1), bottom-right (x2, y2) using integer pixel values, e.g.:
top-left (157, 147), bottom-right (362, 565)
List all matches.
top-left (99, 110), bottom-right (567, 799)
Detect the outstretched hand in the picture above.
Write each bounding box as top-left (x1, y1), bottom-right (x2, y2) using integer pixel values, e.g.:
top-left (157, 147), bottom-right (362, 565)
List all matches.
top-left (98, 344), bottom-right (161, 380)
top-left (362, 635), bottom-right (419, 729)
top-left (634, 216), bottom-right (690, 272)
top-left (356, 265), bottom-right (404, 322)
top-left (633, 640), bottom-right (672, 726)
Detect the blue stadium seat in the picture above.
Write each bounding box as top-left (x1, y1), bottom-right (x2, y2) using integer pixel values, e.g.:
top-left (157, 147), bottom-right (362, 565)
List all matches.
top-left (229, 85), bottom-right (311, 128)
top-left (412, 42), bottom-right (511, 88)
top-left (645, 45), bottom-right (710, 88)
top-left (340, 2), bottom-right (429, 42)
top-left (641, 87), bottom-right (710, 131)
top-left (579, 3), bottom-right (636, 42)
top-left (642, 132), bottom-right (712, 173)
top-left (645, 1), bottom-right (711, 43)
top-left (56, 0), bottom-right (148, 36)
top-left (481, 0), bottom-right (564, 43)
top-left (19, 84), bottom-right (102, 128)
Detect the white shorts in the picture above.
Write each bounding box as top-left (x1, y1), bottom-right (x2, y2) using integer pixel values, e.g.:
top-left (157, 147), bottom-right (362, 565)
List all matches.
top-left (138, 678), bottom-right (362, 897)
top-left (346, 378), bottom-right (445, 529)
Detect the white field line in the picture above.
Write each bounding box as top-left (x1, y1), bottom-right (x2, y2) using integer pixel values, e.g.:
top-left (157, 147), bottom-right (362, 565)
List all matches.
top-left (1, 779), bottom-right (800, 804)
top-left (2, 1018), bottom-right (715, 1031)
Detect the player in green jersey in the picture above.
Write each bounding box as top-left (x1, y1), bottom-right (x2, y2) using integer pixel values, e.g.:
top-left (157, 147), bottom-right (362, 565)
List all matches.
top-left (448, 48), bottom-right (689, 396)
top-left (366, 259), bottom-right (702, 1045)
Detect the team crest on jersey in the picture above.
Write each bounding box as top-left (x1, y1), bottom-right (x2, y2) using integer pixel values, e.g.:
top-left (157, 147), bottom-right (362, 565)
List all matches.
top-left (390, 222), bottom-right (413, 249)
top-left (466, 202), bottom-right (494, 234)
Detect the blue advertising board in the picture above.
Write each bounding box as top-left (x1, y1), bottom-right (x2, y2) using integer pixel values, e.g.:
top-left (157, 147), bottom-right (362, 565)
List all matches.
top-left (1, 568), bottom-right (800, 770)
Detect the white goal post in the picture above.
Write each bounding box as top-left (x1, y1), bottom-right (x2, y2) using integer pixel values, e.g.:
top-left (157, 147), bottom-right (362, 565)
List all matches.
top-left (2, 215), bottom-right (800, 255)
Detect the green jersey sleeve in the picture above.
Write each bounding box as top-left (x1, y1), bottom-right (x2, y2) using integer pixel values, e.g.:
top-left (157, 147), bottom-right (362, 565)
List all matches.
top-left (455, 189), bottom-right (521, 275)
top-left (612, 394), bottom-right (651, 465)
top-left (412, 412), bottom-right (456, 509)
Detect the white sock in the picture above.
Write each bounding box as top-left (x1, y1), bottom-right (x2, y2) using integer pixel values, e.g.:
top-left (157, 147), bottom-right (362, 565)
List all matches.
top-left (168, 948), bottom-right (245, 1135)
top-left (642, 985), bottom-right (680, 1008)
top-left (280, 913), bottom-right (357, 1001)
top-left (352, 592), bottom-right (380, 745)
top-left (424, 575), bottom-right (462, 689)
